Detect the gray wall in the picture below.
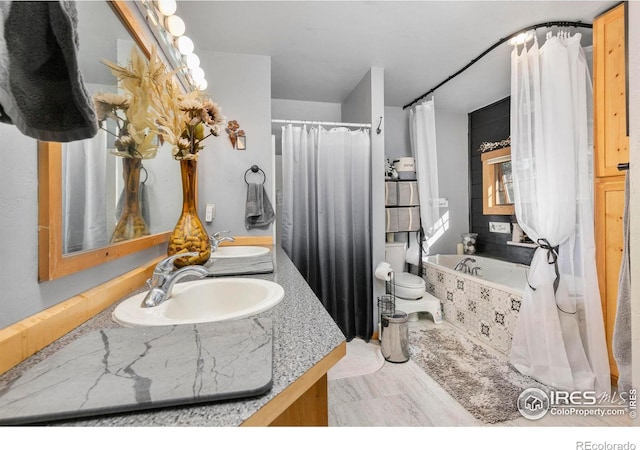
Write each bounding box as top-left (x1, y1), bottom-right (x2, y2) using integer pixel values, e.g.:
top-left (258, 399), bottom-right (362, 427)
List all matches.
top-left (383, 106), bottom-right (410, 160)
top-left (429, 109), bottom-right (469, 255)
top-left (197, 50), bottom-right (273, 238)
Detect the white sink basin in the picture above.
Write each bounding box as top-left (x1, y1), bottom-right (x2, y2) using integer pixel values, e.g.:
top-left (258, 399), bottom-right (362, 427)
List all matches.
top-left (210, 246), bottom-right (270, 259)
top-left (112, 278), bottom-right (284, 327)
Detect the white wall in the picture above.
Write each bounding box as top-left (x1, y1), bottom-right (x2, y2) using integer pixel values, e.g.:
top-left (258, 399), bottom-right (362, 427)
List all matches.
top-left (628, 0), bottom-right (640, 411)
top-left (0, 124), bottom-right (166, 329)
top-left (197, 50), bottom-right (272, 238)
top-left (342, 68), bottom-right (385, 331)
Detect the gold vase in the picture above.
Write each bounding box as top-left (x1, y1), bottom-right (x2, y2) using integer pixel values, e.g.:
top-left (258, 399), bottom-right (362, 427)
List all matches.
top-left (111, 157), bottom-right (150, 243)
top-left (167, 158), bottom-right (211, 267)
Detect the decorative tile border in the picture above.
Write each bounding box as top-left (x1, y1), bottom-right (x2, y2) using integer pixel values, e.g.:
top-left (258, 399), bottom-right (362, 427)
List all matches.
top-left (424, 266), bottom-right (522, 356)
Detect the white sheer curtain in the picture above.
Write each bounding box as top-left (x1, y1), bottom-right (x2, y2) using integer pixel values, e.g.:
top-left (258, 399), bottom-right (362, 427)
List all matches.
top-left (409, 99), bottom-right (439, 253)
top-left (62, 130), bottom-right (108, 253)
top-left (281, 125), bottom-right (372, 340)
top-left (510, 33), bottom-right (609, 393)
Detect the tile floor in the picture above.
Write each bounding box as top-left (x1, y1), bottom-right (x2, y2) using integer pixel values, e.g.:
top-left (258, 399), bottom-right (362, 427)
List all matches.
top-left (328, 318), bottom-right (632, 427)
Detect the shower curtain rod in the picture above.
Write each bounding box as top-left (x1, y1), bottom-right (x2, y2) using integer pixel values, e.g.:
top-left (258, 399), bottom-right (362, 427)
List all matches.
top-left (402, 20), bottom-right (593, 110)
top-left (272, 119), bottom-right (371, 128)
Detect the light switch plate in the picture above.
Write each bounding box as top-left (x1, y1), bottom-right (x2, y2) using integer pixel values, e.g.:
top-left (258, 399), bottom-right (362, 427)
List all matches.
top-left (205, 204), bottom-right (215, 223)
top-left (489, 221), bottom-right (510, 234)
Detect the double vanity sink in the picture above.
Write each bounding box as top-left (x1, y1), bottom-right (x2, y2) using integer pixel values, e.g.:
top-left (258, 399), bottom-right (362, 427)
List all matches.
top-left (0, 245), bottom-right (346, 426)
top-left (113, 246), bottom-right (283, 327)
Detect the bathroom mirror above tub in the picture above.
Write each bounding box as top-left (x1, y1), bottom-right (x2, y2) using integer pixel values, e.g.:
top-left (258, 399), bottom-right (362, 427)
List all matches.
top-left (481, 147), bottom-right (515, 215)
top-left (38, 1), bottom-right (182, 281)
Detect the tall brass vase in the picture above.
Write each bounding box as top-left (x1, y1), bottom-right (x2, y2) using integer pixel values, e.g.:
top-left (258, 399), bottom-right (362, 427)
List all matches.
top-left (167, 159), bottom-right (211, 267)
top-left (111, 157), bottom-right (150, 243)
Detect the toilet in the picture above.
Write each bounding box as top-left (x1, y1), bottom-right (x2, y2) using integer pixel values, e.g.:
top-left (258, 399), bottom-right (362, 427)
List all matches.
top-left (384, 242), bottom-right (443, 324)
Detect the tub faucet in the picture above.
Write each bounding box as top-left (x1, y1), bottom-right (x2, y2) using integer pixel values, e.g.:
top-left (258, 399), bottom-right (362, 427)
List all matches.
top-left (210, 230), bottom-right (235, 252)
top-left (454, 257), bottom-right (476, 274)
top-left (141, 253), bottom-right (209, 308)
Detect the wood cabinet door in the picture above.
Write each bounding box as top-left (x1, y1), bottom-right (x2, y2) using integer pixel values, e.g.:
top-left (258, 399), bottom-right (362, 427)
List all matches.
top-left (594, 3), bottom-right (629, 178)
top-left (595, 177), bottom-right (626, 380)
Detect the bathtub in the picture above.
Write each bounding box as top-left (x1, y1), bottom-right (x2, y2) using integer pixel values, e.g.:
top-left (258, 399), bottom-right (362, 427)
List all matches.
top-left (421, 254), bottom-right (528, 356)
top-left (424, 254), bottom-right (527, 297)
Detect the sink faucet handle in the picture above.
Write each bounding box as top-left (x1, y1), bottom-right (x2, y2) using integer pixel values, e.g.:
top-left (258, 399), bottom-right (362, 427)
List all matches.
top-left (156, 252), bottom-right (201, 274)
top-left (211, 230), bottom-right (230, 239)
top-left (148, 252), bottom-right (199, 289)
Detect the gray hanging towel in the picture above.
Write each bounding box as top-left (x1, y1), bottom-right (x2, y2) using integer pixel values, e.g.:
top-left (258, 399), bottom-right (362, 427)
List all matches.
top-left (0, 1), bottom-right (98, 142)
top-left (613, 173), bottom-right (631, 395)
top-left (245, 182), bottom-right (274, 229)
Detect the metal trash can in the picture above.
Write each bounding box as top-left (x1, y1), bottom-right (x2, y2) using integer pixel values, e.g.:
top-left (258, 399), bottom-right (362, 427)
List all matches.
top-left (380, 310), bottom-right (410, 363)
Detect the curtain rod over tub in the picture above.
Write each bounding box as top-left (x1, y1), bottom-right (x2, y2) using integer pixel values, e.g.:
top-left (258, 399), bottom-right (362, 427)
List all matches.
top-left (272, 119), bottom-right (371, 128)
top-left (402, 20), bottom-right (593, 110)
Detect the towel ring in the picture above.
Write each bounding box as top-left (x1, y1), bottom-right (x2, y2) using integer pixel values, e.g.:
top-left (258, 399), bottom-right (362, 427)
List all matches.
top-left (244, 165), bottom-right (266, 185)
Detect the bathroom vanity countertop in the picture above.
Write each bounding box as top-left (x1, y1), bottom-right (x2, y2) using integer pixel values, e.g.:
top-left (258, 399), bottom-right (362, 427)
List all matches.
top-left (0, 246), bottom-right (346, 426)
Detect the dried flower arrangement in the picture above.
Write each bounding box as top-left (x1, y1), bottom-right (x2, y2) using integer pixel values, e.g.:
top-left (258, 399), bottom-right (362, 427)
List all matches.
top-left (152, 76), bottom-right (226, 160)
top-left (94, 47), bottom-right (170, 159)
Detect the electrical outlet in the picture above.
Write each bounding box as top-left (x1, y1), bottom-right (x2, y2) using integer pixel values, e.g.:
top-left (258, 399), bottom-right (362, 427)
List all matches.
top-left (205, 204), bottom-right (215, 223)
top-left (489, 221), bottom-right (510, 234)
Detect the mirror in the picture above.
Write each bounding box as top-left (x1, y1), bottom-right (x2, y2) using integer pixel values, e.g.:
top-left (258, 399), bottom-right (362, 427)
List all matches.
top-left (38, 1), bottom-right (181, 281)
top-left (481, 146), bottom-right (515, 215)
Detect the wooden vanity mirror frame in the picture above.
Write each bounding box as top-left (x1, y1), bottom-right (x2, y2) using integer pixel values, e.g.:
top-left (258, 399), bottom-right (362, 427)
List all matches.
top-left (38, 1), bottom-right (170, 281)
top-left (481, 146), bottom-right (515, 216)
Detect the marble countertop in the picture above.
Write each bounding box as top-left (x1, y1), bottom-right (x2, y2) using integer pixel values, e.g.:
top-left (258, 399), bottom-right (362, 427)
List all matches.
top-left (0, 246), bottom-right (346, 426)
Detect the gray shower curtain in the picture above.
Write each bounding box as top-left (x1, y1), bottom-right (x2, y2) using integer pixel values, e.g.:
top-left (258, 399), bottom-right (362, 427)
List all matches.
top-left (281, 124), bottom-right (373, 340)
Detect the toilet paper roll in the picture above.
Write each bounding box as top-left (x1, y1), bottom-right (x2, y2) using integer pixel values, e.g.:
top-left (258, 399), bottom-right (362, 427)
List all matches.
top-left (375, 262), bottom-right (394, 282)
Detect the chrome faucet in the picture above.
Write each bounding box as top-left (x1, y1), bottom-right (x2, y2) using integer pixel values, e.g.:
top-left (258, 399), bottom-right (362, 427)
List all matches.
top-left (454, 257), bottom-right (476, 274)
top-left (141, 253), bottom-right (209, 308)
top-left (210, 230), bottom-right (235, 252)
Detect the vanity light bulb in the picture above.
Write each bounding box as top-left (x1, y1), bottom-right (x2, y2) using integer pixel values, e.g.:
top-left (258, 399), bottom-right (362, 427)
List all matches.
top-left (191, 67), bottom-right (205, 83)
top-left (176, 35), bottom-right (194, 55)
top-left (157, 0), bottom-right (177, 16)
top-left (185, 53), bottom-right (200, 70)
top-left (165, 15), bottom-right (185, 37)
top-left (197, 79), bottom-right (208, 91)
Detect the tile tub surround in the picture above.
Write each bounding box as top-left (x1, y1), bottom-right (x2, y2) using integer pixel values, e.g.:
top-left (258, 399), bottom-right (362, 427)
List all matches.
top-left (0, 247), bottom-right (346, 426)
top-left (422, 256), bottom-right (524, 356)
